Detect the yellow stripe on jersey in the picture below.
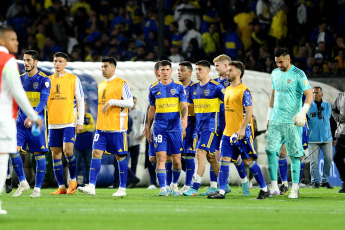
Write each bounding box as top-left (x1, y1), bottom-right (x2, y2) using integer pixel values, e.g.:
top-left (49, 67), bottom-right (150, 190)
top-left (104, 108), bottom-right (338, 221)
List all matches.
top-left (155, 97), bottom-right (180, 113)
top-left (26, 91), bottom-right (40, 107)
top-left (207, 132), bottom-right (215, 148)
top-left (123, 132), bottom-right (128, 151)
top-left (193, 98), bottom-right (221, 113)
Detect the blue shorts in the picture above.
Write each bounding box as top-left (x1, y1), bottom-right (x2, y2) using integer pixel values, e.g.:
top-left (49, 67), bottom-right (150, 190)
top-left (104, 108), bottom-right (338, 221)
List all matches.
top-left (17, 123), bottom-right (48, 152)
top-left (195, 131), bottom-right (218, 154)
top-left (153, 131), bottom-right (183, 155)
top-left (220, 135), bottom-right (257, 160)
top-left (215, 123), bottom-right (225, 151)
top-left (183, 126), bottom-right (196, 155)
top-left (302, 125), bottom-right (308, 150)
top-left (148, 131), bottom-right (155, 157)
top-left (48, 127), bottom-right (76, 147)
top-left (93, 130), bottom-right (128, 155)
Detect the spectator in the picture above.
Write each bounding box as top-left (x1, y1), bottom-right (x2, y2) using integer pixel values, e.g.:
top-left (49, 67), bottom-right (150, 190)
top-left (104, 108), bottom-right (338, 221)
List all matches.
top-left (185, 38), bottom-right (207, 63)
top-left (126, 0), bottom-right (144, 34)
top-left (250, 20), bottom-right (267, 57)
top-left (315, 41), bottom-right (331, 61)
top-left (307, 87), bottom-right (334, 189)
top-left (168, 22), bottom-right (183, 48)
top-left (143, 9), bottom-right (158, 42)
top-left (269, 0), bottom-right (285, 17)
top-left (70, 0), bottom-right (91, 16)
top-left (256, 0), bottom-right (271, 33)
top-left (174, 0), bottom-right (201, 33)
top-left (314, 52), bottom-right (326, 73)
top-left (334, 48), bottom-right (345, 71)
top-left (268, 4), bottom-right (288, 49)
top-left (110, 6), bottom-right (131, 33)
top-left (233, 6), bottom-right (255, 51)
top-left (74, 101), bottom-right (95, 186)
top-left (202, 23), bottom-right (220, 61)
top-left (200, 0), bottom-right (221, 33)
top-left (223, 23), bottom-right (242, 60)
top-left (182, 19), bottom-right (202, 54)
top-left (6, 0), bottom-right (30, 20)
top-left (325, 59), bottom-right (341, 75)
top-left (168, 45), bottom-right (184, 63)
top-left (306, 56), bottom-right (316, 75)
top-left (310, 20), bottom-right (334, 50)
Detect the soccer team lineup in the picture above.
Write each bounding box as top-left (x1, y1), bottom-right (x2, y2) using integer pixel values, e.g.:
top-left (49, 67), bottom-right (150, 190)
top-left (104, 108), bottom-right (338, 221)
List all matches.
top-left (1, 28), bottom-right (344, 218)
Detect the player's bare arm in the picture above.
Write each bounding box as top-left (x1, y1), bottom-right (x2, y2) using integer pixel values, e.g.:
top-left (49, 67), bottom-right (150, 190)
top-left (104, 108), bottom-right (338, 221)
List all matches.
top-left (145, 105), bottom-right (155, 143)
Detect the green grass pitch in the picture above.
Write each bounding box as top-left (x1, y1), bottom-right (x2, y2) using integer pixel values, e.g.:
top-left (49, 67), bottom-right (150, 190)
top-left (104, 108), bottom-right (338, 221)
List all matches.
top-left (1, 186), bottom-right (344, 230)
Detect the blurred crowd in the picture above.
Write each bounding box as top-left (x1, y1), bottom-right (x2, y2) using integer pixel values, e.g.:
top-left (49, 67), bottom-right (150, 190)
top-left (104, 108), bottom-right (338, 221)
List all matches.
top-left (2, 0), bottom-right (345, 77)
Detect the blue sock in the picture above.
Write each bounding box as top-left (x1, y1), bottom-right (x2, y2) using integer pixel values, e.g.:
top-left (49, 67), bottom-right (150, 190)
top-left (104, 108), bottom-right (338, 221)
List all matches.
top-left (235, 158), bottom-right (247, 179)
top-left (185, 156), bottom-right (195, 186)
top-left (117, 157), bottom-right (128, 188)
top-left (191, 182), bottom-right (200, 191)
top-left (53, 159), bottom-right (65, 186)
top-left (210, 166), bottom-right (217, 184)
top-left (66, 154), bottom-right (77, 180)
top-left (172, 167), bottom-right (181, 184)
top-left (299, 160), bottom-right (305, 183)
top-left (219, 161), bottom-right (230, 192)
top-left (7, 160), bottom-right (10, 176)
top-left (151, 162), bottom-right (156, 169)
top-left (248, 161), bottom-right (266, 188)
top-left (34, 154), bottom-right (46, 188)
top-left (89, 157), bottom-right (101, 186)
top-left (278, 156), bottom-right (288, 182)
top-left (165, 160), bottom-right (172, 186)
top-left (181, 157), bottom-right (186, 172)
top-left (11, 152), bottom-right (26, 182)
top-left (156, 169), bottom-right (166, 188)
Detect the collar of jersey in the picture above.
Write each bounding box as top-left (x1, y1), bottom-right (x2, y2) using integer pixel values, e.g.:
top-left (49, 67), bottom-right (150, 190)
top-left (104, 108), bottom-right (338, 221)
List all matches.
top-left (0, 46), bottom-right (9, 53)
top-left (106, 75), bottom-right (117, 82)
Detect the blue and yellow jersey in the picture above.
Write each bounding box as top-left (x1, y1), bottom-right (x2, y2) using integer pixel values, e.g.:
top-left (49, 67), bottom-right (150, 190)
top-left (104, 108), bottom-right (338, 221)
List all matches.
top-left (213, 76), bottom-right (230, 126)
top-left (149, 80), bottom-right (187, 133)
top-left (189, 79), bottom-right (225, 133)
top-left (223, 83), bottom-right (253, 137)
top-left (17, 71), bottom-right (51, 127)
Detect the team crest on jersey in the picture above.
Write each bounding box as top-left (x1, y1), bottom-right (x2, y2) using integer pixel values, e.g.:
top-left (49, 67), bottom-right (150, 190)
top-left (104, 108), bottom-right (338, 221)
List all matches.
top-left (45, 82), bottom-right (50, 88)
top-left (204, 90), bottom-right (210, 96)
top-left (154, 143), bottom-right (158, 148)
top-left (170, 89), bottom-right (176, 95)
top-left (33, 82), bottom-right (39, 89)
top-left (287, 79), bottom-right (291, 84)
top-left (224, 81), bottom-right (229, 87)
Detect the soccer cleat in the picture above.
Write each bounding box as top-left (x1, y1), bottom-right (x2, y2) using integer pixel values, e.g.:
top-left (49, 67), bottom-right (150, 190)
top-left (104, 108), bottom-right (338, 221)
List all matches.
top-left (183, 188), bottom-right (198, 196)
top-left (67, 181), bottom-right (78, 194)
top-left (207, 191), bottom-right (225, 199)
top-left (339, 183), bottom-right (345, 193)
top-left (256, 189), bottom-right (270, 199)
top-left (166, 187), bottom-right (171, 195)
top-left (200, 187), bottom-right (217, 196)
top-left (279, 184), bottom-right (289, 195)
top-left (288, 189), bottom-right (299, 199)
top-left (5, 178), bottom-right (13, 193)
top-left (78, 184), bottom-right (96, 196)
top-left (242, 181), bottom-right (250, 196)
top-left (270, 189), bottom-right (280, 196)
top-left (158, 188), bottom-right (169, 196)
top-left (147, 184), bottom-right (157, 190)
top-left (171, 186), bottom-right (180, 196)
top-left (12, 181), bottom-right (30, 197)
top-left (50, 188), bottom-right (67, 195)
top-left (225, 184), bottom-right (232, 194)
top-left (30, 189), bottom-right (41, 198)
top-left (320, 182), bottom-right (333, 189)
top-left (112, 187), bottom-right (126, 197)
top-left (179, 185), bottom-right (190, 195)
top-left (0, 201), bottom-right (7, 215)
top-left (312, 182), bottom-right (320, 189)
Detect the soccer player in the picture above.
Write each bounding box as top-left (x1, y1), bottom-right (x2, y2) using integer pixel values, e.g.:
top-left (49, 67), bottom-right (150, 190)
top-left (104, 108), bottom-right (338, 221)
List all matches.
top-left (177, 61), bottom-right (196, 194)
top-left (183, 60), bottom-right (224, 196)
top-left (48, 52), bottom-right (85, 195)
top-left (11, 50), bottom-right (51, 198)
top-left (0, 28), bottom-right (43, 214)
top-left (266, 48), bottom-right (312, 199)
top-left (145, 60), bottom-right (188, 196)
top-left (212, 54), bottom-right (249, 196)
top-left (78, 57), bottom-right (133, 197)
top-left (208, 61), bottom-right (269, 199)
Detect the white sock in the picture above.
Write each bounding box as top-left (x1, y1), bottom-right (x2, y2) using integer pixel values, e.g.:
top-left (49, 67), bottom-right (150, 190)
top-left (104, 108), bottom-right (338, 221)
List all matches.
top-left (59, 185), bottom-right (66, 189)
top-left (219, 189), bottom-right (225, 195)
top-left (0, 154), bottom-right (9, 195)
top-left (292, 183), bottom-right (299, 191)
top-left (20, 180), bottom-right (28, 185)
top-left (33, 187), bottom-right (41, 192)
top-left (271, 181), bottom-right (278, 190)
top-left (261, 186), bottom-right (268, 192)
top-left (283, 181), bottom-right (288, 187)
top-left (89, 184), bottom-right (95, 189)
top-left (210, 181), bottom-right (217, 188)
top-left (172, 183), bottom-right (178, 189)
top-left (70, 178), bottom-right (76, 182)
top-left (195, 174), bottom-right (202, 183)
top-left (241, 177), bottom-right (248, 183)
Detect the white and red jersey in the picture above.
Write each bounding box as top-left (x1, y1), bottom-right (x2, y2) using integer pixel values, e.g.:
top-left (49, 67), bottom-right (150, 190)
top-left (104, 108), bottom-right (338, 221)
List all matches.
top-left (0, 46), bottom-right (38, 122)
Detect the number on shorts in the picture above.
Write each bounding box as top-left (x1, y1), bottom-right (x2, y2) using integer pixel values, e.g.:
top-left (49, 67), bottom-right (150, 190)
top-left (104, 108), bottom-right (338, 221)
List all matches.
top-left (93, 134), bottom-right (99, 142)
top-left (154, 134), bottom-right (162, 143)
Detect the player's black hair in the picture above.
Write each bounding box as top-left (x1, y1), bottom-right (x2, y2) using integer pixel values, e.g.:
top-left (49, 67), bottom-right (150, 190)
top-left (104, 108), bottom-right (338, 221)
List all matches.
top-left (101, 57), bottom-right (117, 67)
top-left (54, 52), bottom-right (68, 60)
top-left (160, 60), bottom-right (172, 67)
top-left (230, 61), bottom-right (245, 79)
top-left (313, 86), bottom-right (323, 92)
top-left (154, 61), bottom-right (161, 71)
top-left (196, 60), bottom-right (211, 69)
top-left (179, 61), bottom-right (193, 72)
top-left (274, 48), bottom-right (290, 58)
top-left (24, 50), bottom-right (40, 61)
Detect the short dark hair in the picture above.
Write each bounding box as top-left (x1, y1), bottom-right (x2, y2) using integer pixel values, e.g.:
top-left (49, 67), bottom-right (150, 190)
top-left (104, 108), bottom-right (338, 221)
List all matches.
top-left (313, 86), bottom-right (323, 92)
top-left (160, 60), bottom-right (171, 67)
top-left (154, 61), bottom-right (161, 71)
top-left (101, 57), bottom-right (117, 67)
top-left (274, 48), bottom-right (290, 58)
top-left (230, 61), bottom-right (245, 78)
top-left (24, 50), bottom-right (40, 61)
top-left (54, 52), bottom-right (68, 60)
top-left (179, 61), bottom-right (193, 72)
top-left (196, 60), bottom-right (210, 69)
top-left (0, 27), bottom-right (15, 38)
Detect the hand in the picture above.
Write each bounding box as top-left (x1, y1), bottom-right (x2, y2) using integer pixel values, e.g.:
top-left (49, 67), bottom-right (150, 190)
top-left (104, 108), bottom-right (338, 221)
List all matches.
top-left (182, 130), bottom-right (186, 138)
top-left (146, 128), bottom-right (152, 144)
top-left (33, 117), bottom-right (43, 131)
top-left (24, 117), bottom-right (33, 128)
top-left (237, 129), bottom-right (245, 140)
top-left (101, 102), bottom-right (111, 114)
top-left (181, 119), bottom-right (187, 131)
top-left (136, 135), bottom-right (144, 142)
top-left (76, 124), bottom-right (83, 134)
top-left (293, 111), bottom-right (307, 127)
top-left (332, 140), bottom-right (336, 146)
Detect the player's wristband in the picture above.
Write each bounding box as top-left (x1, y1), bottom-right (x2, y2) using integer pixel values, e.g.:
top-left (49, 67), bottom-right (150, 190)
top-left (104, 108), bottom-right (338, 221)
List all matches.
top-left (267, 107), bottom-right (273, 121)
top-left (300, 103), bottom-right (310, 114)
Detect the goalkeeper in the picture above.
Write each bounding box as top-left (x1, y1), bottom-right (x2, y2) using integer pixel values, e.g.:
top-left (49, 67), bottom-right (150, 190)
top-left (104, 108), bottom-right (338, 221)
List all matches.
top-left (266, 48), bottom-right (313, 199)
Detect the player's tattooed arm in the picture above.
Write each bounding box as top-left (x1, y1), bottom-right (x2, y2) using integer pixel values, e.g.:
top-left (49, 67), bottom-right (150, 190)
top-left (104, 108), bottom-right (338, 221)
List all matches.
top-left (180, 102), bottom-right (188, 132)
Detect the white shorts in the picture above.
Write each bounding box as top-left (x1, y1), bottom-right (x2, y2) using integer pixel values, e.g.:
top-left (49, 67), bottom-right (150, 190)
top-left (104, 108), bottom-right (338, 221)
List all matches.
top-left (0, 119), bottom-right (17, 153)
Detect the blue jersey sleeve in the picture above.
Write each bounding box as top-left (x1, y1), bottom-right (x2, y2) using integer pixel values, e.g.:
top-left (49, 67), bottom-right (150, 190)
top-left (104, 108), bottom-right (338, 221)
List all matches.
top-left (148, 87), bottom-right (155, 106)
top-left (188, 85), bottom-right (194, 104)
top-left (216, 84), bottom-right (225, 102)
top-left (242, 89), bottom-right (252, 107)
top-left (35, 76), bottom-right (51, 114)
top-left (179, 85), bottom-right (187, 103)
